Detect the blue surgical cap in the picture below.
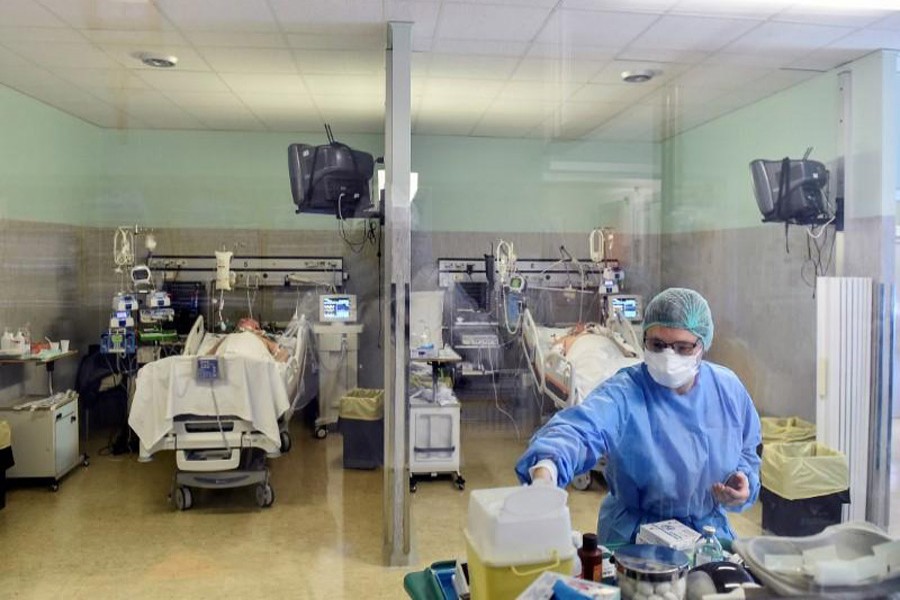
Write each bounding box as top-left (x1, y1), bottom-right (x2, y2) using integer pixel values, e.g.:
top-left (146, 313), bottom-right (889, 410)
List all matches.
top-left (642, 287), bottom-right (714, 350)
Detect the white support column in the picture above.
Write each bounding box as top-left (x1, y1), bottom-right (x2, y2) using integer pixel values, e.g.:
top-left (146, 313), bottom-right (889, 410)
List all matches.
top-left (382, 20), bottom-right (413, 567)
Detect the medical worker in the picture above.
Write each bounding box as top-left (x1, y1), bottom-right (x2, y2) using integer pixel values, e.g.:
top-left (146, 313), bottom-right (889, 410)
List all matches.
top-left (515, 288), bottom-right (761, 544)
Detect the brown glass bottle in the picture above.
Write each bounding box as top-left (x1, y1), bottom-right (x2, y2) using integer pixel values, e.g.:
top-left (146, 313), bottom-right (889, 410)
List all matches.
top-left (578, 532), bottom-right (602, 581)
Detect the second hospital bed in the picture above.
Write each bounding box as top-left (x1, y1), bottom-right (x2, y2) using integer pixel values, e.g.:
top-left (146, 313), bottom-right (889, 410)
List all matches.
top-left (128, 314), bottom-right (310, 510)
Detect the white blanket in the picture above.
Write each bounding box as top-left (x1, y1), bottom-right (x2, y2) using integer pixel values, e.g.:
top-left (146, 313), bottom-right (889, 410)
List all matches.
top-left (565, 333), bottom-right (641, 403)
top-left (128, 354), bottom-right (291, 450)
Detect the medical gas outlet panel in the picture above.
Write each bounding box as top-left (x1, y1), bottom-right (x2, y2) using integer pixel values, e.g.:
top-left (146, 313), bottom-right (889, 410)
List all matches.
top-left (437, 258), bottom-right (606, 289)
top-left (148, 256), bottom-right (346, 289)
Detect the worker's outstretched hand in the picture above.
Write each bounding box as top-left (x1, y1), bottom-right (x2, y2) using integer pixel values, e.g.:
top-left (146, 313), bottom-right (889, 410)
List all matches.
top-left (711, 471), bottom-right (749, 507)
top-left (530, 466), bottom-right (555, 486)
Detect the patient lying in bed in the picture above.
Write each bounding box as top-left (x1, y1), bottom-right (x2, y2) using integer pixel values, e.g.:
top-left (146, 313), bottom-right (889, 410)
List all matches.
top-left (207, 318), bottom-right (289, 363)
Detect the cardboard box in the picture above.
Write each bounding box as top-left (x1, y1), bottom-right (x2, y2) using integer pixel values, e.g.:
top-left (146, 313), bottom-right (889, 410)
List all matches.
top-left (636, 519), bottom-right (701, 552)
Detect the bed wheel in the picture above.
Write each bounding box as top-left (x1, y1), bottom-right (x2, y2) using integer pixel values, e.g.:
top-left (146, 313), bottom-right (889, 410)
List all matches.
top-left (315, 426), bottom-right (328, 439)
top-left (572, 473), bottom-right (592, 491)
top-left (455, 475), bottom-right (466, 491)
top-left (256, 483), bottom-right (275, 508)
top-left (280, 431), bottom-right (292, 453)
top-left (49, 482), bottom-right (59, 493)
top-left (174, 486), bottom-right (193, 511)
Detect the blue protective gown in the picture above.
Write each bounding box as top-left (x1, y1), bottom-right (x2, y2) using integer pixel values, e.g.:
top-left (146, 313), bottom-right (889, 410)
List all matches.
top-left (515, 361), bottom-right (761, 545)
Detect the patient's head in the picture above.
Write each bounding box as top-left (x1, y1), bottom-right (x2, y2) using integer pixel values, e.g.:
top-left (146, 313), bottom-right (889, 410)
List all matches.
top-left (237, 317), bottom-right (261, 332)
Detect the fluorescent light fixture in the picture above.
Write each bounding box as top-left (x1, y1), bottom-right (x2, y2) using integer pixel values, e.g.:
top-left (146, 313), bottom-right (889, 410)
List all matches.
top-left (377, 169), bottom-right (419, 206)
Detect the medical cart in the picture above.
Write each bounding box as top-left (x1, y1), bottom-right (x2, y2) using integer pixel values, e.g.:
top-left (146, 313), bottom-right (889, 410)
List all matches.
top-left (409, 348), bottom-right (464, 492)
top-left (0, 390), bottom-right (88, 491)
top-left (312, 322), bottom-right (363, 438)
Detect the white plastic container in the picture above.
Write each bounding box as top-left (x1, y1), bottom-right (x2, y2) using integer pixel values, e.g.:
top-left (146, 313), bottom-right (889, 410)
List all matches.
top-left (465, 485), bottom-right (575, 599)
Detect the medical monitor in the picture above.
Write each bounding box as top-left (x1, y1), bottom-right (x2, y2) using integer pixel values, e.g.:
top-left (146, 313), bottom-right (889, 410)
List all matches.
top-left (319, 294), bottom-right (357, 323)
top-left (288, 141), bottom-right (375, 219)
top-left (608, 294), bottom-right (642, 322)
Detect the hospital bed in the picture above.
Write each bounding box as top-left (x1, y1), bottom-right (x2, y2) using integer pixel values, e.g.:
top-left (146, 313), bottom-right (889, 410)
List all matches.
top-left (521, 308), bottom-right (642, 410)
top-left (128, 313), bottom-right (310, 510)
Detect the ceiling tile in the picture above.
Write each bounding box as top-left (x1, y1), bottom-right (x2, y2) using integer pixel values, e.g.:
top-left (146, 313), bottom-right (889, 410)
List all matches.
top-left (568, 82), bottom-right (656, 104)
top-left (431, 39), bottom-right (529, 56)
top-left (294, 50), bottom-right (383, 75)
top-left (672, 64), bottom-right (773, 90)
top-left (669, 0), bottom-right (785, 19)
top-left (725, 22), bottom-right (856, 56)
top-left (219, 72), bottom-right (307, 94)
top-left (702, 51), bottom-right (794, 68)
top-left (638, 84), bottom-right (728, 107)
top-left (470, 122), bottom-right (540, 138)
top-left (535, 10), bottom-right (659, 47)
top-left (200, 47), bottom-right (297, 74)
top-left (137, 70), bottom-right (230, 92)
top-left (191, 107), bottom-right (266, 131)
top-left (591, 60), bottom-right (689, 85)
top-left (826, 27), bottom-right (900, 51)
top-left (495, 80), bottom-right (578, 103)
top-left (128, 109), bottom-right (205, 130)
top-left (0, 26), bottom-right (83, 43)
top-left (53, 67), bottom-right (150, 91)
top-left (419, 93), bottom-right (493, 115)
top-left (0, 46), bottom-right (34, 70)
top-left (37, 0), bottom-right (173, 30)
top-left (427, 54), bottom-right (518, 79)
top-left (154, 0), bottom-right (279, 32)
top-left (269, 0), bottom-right (384, 31)
top-left (286, 32), bottom-right (383, 51)
top-left (615, 48), bottom-right (709, 63)
top-left (511, 58), bottom-right (607, 83)
top-left (423, 77), bottom-right (504, 100)
top-left (788, 47), bottom-right (869, 71)
top-left (874, 12), bottom-right (900, 30)
top-left (315, 95), bottom-right (383, 120)
top-left (186, 31), bottom-right (288, 49)
top-left (238, 93), bottom-right (318, 112)
top-left (79, 28), bottom-right (188, 46)
top-left (302, 74), bottom-right (382, 97)
top-left (414, 114), bottom-right (479, 136)
top-left (2, 40), bottom-right (122, 69)
top-left (627, 15), bottom-right (761, 52)
top-left (164, 91), bottom-right (247, 110)
top-left (774, 6), bottom-right (891, 28)
top-left (527, 43), bottom-right (618, 62)
top-left (100, 44), bottom-right (210, 71)
top-left (437, 3), bottom-right (552, 42)
top-left (322, 116), bottom-right (383, 134)
top-left (0, 0), bottom-right (68, 27)
top-left (562, 0), bottom-right (676, 12)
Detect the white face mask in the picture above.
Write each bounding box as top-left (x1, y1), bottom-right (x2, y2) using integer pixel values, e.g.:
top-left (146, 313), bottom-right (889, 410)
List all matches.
top-left (644, 348), bottom-right (701, 389)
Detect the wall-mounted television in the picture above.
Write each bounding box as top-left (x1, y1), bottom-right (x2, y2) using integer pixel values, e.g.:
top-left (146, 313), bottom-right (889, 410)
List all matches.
top-left (288, 138), bottom-right (375, 219)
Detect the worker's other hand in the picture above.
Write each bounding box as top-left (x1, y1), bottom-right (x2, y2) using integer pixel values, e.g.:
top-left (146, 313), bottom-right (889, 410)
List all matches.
top-left (530, 466), bottom-right (555, 486)
top-left (711, 471), bottom-right (749, 507)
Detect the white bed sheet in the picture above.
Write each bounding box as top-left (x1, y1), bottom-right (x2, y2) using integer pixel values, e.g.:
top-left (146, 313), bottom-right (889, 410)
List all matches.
top-left (128, 354), bottom-right (291, 451)
top-left (565, 333), bottom-right (641, 401)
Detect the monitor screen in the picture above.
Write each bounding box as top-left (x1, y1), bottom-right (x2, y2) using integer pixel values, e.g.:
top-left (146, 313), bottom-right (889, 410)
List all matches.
top-left (319, 294), bottom-right (357, 323)
top-left (610, 295), bottom-right (642, 321)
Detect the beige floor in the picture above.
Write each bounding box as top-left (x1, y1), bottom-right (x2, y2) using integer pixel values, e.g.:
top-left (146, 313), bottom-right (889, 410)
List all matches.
top-left (0, 413), bottom-right (762, 599)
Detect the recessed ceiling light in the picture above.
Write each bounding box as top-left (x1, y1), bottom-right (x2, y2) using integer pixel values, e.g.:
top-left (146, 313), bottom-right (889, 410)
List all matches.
top-left (138, 52), bottom-right (178, 68)
top-left (621, 69), bottom-right (656, 84)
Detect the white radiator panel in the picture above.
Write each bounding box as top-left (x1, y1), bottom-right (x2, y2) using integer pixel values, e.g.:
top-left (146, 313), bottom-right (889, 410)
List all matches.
top-left (816, 277), bottom-right (872, 522)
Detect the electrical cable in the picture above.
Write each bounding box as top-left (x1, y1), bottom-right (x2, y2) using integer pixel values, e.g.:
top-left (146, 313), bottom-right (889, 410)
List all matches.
top-left (485, 347), bottom-right (521, 440)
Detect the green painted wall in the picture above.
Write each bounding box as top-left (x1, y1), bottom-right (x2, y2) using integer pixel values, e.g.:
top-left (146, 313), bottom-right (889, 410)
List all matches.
top-left (661, 75), bottom-right (840, 234)
top-left (0, 85), bottom-right (101, 225)
top-left (1, 81), bottom-right (659, 234)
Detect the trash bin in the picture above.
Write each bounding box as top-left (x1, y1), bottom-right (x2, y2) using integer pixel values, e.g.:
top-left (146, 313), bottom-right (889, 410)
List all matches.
top-left (760, 417), bottom-right (816, 444)
top-left (760, 441), bottom-right (849, 536)
top-left (339, 389), bottom-right (384, 470)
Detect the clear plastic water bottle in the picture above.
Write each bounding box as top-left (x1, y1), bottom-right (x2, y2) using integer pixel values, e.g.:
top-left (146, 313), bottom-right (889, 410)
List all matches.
top-left (693, 525), bottom-right (724, 566)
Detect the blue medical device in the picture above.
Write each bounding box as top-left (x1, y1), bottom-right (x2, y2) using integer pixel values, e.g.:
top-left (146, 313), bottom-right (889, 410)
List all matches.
top-left (101, 328), bottom-right (136, 354)
top-left (197, 356), bottom-right (221, 381)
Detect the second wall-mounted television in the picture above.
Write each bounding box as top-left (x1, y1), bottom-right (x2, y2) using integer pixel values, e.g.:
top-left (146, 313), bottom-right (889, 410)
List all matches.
top-left (288, 142), bottom-right (375, 219)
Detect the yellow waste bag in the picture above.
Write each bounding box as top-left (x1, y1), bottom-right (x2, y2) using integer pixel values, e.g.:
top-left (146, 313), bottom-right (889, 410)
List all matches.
top-left (760, 417), bottom-right (816, 444)
top-left (761, 441), bottom-right (848, 500)
top-left (339, 388), bottom-right (384, 421)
